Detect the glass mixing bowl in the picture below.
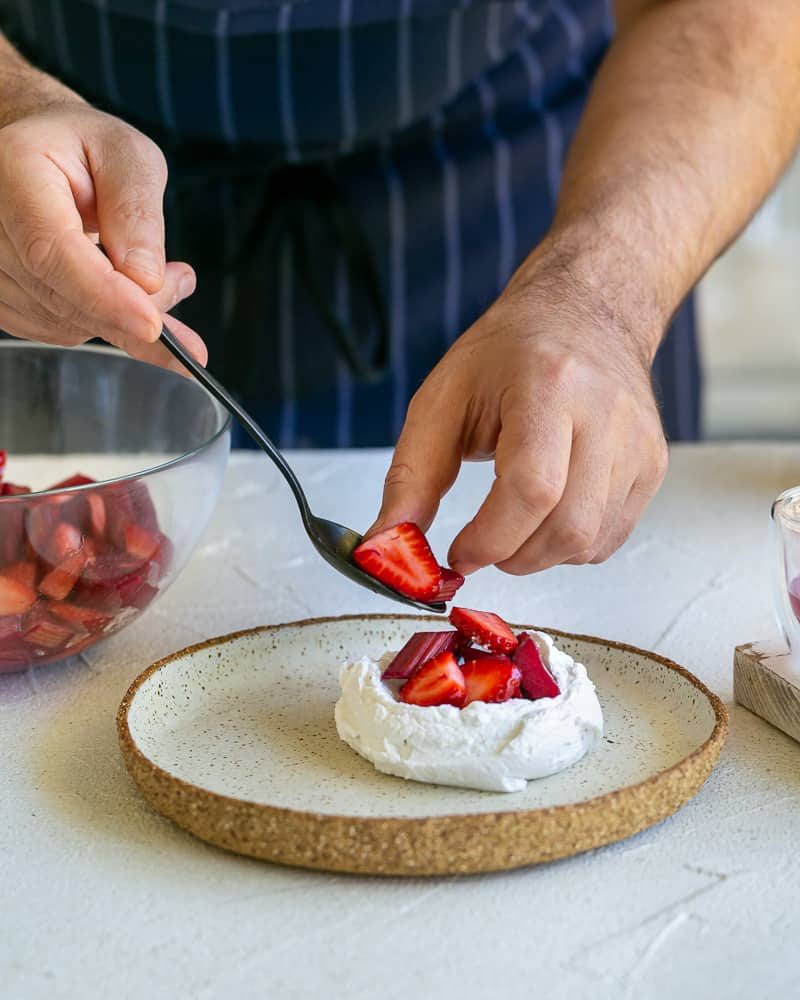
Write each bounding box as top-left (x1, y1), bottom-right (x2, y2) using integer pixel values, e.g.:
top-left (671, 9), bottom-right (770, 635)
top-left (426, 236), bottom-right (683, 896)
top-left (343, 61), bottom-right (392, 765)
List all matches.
top-left (0, 342), bottom-right (231, 673)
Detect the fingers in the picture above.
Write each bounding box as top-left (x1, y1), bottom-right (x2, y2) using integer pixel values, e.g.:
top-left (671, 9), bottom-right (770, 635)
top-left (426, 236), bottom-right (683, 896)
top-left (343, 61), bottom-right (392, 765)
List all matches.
top-left (489, 427), bottom-right (610, 575)
top-left (0, 135), bottom-right (165, 347)
top-left (0, 166), bottom-right (161, 344)
top-left (130, 312), bottom-right (209, 376)
top-left (447, 396), bottom-right (572, 574)
top-left (91, 128), bottom-right (169, 293)
top-left (588, 456), bottom-right (667, 564)
top-left (0, 257), bottom-right (204, 373)
top-left (367, 381), bottom-right (465, 538)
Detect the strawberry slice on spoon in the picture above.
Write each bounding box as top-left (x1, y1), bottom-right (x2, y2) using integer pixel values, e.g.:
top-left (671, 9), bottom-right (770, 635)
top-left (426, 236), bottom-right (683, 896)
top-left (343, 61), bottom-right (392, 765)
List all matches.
top-left (353, 522), bottom-right (443, 602)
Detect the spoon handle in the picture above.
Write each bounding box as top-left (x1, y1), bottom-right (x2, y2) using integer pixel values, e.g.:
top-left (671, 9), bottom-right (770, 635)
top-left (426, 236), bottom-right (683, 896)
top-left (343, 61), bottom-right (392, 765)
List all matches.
top-left (160, 326), bottom-right (312, 523)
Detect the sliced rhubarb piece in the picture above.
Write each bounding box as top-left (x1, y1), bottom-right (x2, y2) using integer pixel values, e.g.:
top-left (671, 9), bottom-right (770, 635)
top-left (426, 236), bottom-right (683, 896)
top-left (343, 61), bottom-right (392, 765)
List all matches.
top-left (47, 473), bottom-right (96, 491)
top-left (51, 521), bottom-right (83, 560)
top-left (24, 614), bottom-right (74, 652)
top-left (124, 523), bottom-right (161, 562)
top-left (352, 522), bottom-right (442, 601)
top-left (25, 504), bottom-right (59, 560)
top-left (449, 607), bottom-right (518, 654)
top-left (382, 630), bottom-right (462, 680)
top-left (126, 580), bottom-right (158, 611)
top-left (0, 573), bottom-right (38, 615)
top-left (0, 638), bottom-right (31, 670)
top-left (48, 600), bottom-right (113, 633)
top-left (462, 656), bottom-right (521, 705)
top-left (74, 555), bottom-right (150, 611)
top-left (431, 567), bottom-right (464, 603)
top-left (460, 645), bottom-right (495, 663)
top-left (513, 632), bottom-right (561, 700)
top-left (0, 612), bottom-right (23, 640)
top-left (105, 481), bottom-right (159, 548)
top-left (38, 547), bottom-right (88, 601)
top-left (789, 577), bottom-right (800, 624)
top-left (399, 651), bottom-right (466, 708)
top-left (4, 561), bottom-right (37, 589)
top-left (0, 450), bottom-right (5, 484)
top-left (87, 493), bottom-right (107, 538)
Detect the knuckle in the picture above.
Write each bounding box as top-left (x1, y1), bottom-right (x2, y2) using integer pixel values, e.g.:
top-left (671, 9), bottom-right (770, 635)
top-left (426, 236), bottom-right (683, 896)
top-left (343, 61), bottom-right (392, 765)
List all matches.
top-left (383, 462), bottom-right (415, 491)
top-left (510, 469), bottom-right (562, 516)
top-left (545, 354), bottom-right (579, 393)
top-left (39, 282), bottom-right (77, 321)
top-left (551, 518), bottom-right (596, 556)
top-left (652, 438), bottom-right (669, 481)
top-left (126, 132), bottom-right (168, 182)
top-left (114, 195), bottom-right (162, 228)
top-left (20, 232), bottom-right (55, 278)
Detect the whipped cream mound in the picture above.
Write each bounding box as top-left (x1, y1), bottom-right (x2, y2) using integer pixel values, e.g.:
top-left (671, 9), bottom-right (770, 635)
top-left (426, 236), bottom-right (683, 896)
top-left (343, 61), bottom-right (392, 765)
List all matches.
top-left (334, 630), bottom-right (603, 793)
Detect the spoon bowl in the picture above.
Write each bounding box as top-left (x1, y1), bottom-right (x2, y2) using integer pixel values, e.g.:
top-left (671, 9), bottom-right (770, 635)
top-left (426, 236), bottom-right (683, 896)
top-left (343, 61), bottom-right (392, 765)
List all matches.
top-left (160, 327), bottom-right (447, 615)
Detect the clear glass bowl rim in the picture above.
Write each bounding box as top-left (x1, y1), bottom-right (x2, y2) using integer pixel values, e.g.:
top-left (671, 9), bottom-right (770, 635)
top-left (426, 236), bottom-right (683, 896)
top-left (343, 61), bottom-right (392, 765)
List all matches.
top-left (0, 340), bottom-right (232, 500)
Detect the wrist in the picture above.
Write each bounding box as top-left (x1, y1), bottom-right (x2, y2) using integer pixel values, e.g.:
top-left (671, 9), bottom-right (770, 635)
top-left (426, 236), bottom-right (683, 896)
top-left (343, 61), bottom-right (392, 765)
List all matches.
top-left (0, 38), bottom-right (85, 129)
top-left (508, 219), bottom-right (677, 368)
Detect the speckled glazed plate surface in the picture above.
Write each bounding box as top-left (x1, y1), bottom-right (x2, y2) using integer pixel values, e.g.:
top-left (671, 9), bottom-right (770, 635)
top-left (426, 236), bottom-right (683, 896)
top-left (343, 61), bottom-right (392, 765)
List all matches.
top-left (117, 615), bottom-right (727, 876)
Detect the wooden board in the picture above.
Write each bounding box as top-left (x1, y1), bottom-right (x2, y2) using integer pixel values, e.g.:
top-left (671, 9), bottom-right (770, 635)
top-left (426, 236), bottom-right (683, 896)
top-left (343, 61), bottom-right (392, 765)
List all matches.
top-left (734, 641), bottom-right (800, 743)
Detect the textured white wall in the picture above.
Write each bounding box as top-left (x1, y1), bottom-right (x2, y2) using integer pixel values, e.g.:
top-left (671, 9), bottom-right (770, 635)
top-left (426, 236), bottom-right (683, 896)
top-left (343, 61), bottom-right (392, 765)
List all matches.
top-left (699, 157), bottom-right (800, 439)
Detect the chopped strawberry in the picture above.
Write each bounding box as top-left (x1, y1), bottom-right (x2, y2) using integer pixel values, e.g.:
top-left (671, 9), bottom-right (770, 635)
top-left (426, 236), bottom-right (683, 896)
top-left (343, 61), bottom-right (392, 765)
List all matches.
top-left (38, 547), bottom-right (88, 601)
top-left (124, 523), bottom-right (161, 562)
top-left (462, 656), bottom-right (521, 705)
top-left (24, 615), bottom-right (74, 652)
top-left (382, 630), bottom-right (462, 680)
top-left (48, 601), bottom-right (113, 633)
top-left (399, 651), bottom-right (466, 708)
top-left (513, 633), bottom-right (561, 700)
top-left (4, 561), bottom-right (37, 589)
top-left (46, 473), bottom-right (96, 491)
top-left (353, 522), bottom-right (442, 601)
top-left (431, 567), bottom-right (464, 603)
top-left (460, 645), bottom-right (495, 663)
top-left (0, 574), bottom-right (38, 615)
top-left (449, 607), bottom-right (518, 654)
top-left (1, 482), bottom-right (31, 496)
top-left (0, 449), bottom-right (5, 483)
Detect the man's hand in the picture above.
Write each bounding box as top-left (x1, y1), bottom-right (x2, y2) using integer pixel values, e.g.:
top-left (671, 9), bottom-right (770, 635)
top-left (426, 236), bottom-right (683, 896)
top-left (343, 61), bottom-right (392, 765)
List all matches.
top-left (371, 245), bottom-right (667, 576)
top-left (0, 101), bottom-right (205, 371)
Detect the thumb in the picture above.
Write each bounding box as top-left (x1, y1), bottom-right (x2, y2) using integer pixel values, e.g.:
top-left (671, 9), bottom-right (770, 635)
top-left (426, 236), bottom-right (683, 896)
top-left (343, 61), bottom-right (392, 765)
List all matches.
top-left (92, 127), bottom-right (168, 294)
top-left (366, 391), bottom-right (463, 539)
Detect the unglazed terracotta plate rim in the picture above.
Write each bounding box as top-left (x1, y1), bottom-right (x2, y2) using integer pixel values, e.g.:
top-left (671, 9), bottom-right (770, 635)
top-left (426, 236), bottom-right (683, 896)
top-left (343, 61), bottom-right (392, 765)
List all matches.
top-left (116, 615), bottom-right (729, 876)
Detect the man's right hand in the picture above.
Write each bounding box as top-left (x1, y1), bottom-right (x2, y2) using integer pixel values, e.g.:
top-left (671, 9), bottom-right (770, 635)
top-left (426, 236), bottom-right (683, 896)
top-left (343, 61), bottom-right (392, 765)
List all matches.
top-left (0, 103), bottom-right (206, 370)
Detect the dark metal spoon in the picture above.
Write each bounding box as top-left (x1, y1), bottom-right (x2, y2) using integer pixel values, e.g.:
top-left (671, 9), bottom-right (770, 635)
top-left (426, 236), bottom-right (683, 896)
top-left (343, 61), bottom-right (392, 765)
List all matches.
top-left (160, 326), bottom-right (446, 614)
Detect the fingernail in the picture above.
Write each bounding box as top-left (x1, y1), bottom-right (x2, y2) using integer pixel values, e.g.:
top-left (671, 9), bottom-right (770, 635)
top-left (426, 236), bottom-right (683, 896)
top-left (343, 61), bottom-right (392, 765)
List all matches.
top-left (178, 272), bottom-right (196, 300)
top-left (124, 247), bottom-right (162, 280)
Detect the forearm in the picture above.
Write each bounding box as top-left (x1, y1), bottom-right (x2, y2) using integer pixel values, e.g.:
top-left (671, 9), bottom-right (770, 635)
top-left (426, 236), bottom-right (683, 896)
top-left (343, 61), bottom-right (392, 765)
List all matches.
top-left (519, 0), bottom-right (800, 361)
top-left (0, 33), bottom-right (84, 128)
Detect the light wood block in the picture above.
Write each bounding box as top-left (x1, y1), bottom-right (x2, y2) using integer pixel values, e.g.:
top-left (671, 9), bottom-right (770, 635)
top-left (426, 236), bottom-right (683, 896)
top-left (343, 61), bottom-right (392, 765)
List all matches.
top-left (734, 641), bottom-right (800, 743)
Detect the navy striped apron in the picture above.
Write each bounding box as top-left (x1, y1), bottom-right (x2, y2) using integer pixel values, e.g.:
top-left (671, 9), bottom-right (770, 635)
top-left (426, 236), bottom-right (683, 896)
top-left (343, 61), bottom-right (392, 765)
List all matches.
top-left (0, 0), bottom-right (700, 447)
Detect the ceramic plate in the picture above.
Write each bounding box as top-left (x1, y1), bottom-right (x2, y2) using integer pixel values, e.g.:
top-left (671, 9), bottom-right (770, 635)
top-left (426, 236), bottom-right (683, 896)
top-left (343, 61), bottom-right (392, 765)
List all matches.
top-left (117, 615), bottom-right (727, 876)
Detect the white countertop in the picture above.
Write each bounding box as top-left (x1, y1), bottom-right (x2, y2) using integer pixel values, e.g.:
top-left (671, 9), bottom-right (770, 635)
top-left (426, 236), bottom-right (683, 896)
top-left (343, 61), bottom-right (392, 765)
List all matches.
top-left (3, 443), bottom-right (800, 1000)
